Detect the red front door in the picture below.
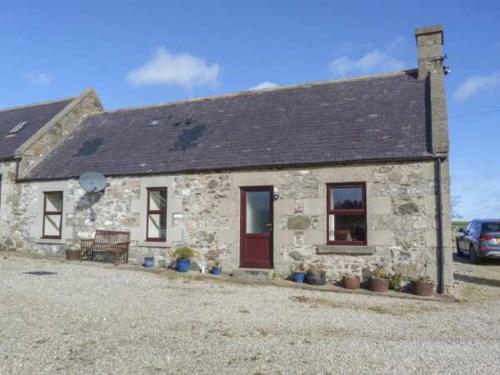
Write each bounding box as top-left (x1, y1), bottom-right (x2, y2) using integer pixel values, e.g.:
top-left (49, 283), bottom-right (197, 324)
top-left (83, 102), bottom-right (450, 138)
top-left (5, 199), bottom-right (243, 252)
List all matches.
top-left (240, 187), bottom-right (273, 269)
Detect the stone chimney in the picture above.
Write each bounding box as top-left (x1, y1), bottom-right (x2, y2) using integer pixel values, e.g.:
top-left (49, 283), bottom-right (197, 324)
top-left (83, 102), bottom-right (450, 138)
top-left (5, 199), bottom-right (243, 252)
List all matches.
top-left (415, 25), bottom-right (448, 155)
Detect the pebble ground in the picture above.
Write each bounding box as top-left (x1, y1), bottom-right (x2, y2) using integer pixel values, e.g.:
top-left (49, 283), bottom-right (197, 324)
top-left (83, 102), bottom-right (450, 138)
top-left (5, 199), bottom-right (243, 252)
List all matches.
top-left (1, 253), bottom-right (499, 374)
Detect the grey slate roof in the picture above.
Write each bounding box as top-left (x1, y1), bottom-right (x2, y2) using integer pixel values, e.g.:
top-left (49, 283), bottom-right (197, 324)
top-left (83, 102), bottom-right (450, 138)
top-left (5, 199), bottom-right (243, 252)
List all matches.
top-left (0, 98), bottom-right (74, 160)
top-left (26, 71), bottom-right (432, 180)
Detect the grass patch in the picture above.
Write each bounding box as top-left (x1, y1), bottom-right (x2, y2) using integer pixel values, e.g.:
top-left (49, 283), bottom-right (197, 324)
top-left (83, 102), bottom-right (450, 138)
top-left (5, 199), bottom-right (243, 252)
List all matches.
top-left (452, 221), bottom-right (468, 232)
top-left (289, 294), bottom-right (441, 315)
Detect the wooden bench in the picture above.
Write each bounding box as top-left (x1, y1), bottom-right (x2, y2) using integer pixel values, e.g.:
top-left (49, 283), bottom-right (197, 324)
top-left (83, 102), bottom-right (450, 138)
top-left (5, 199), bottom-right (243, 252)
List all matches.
top-left (80, 230), bottom-right (130, 265)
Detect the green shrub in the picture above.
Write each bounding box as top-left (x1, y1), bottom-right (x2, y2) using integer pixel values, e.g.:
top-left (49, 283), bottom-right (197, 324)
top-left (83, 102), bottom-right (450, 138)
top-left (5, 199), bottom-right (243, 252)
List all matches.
top-left (306, 263), bottom-right (326, 277)
top-left (173, 247), bottom-right (194, 260)
top-left (389, 274), bottom-right (402, 291)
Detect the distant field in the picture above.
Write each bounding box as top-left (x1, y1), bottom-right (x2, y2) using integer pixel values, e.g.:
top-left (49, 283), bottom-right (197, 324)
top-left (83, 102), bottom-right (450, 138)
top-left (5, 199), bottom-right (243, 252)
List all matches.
top-left (452, 221), bottom-right (468, 232)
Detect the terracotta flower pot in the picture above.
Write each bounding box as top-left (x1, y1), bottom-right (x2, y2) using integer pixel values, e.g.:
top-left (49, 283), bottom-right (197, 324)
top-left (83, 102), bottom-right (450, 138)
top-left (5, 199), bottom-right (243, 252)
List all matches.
top-left (412, 280), bottom-right (434, 296)
top-left (66, 249), bottom-right (81, 261)
top-left (343, 275), bottom-right (360, 290)
top-left (368, 277), bottom-right (389, 293)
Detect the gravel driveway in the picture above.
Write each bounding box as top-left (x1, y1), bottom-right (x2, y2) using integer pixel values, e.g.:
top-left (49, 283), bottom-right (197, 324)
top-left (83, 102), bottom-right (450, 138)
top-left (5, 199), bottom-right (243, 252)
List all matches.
top-left (1, 253), bottom-right (500, 375)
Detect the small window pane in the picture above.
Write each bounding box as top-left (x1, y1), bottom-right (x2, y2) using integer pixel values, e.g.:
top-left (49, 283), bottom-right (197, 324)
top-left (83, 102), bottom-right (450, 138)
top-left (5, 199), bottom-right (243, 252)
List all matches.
top-left (149, 190), bottom-right (166, 211)
top-left (46, 192), bottom-right (63, 212)
top-left (246, 191), bottom-right (271, 234)
top-left (328, 214), bottom-right (366, 242)
top-left (44, 214), bottom-right (61, 237)
top-left (147, 214), bottom-right (166, 239)
top-left (331, 187), bottom-right (363, 210)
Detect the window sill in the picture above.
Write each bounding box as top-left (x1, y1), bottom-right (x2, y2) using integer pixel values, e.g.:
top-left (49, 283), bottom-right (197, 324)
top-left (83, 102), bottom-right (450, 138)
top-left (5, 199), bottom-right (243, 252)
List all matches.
top-left (35, 238), bottom-right (65, 245)
top-left (138, 241), bottom-right (170, 248)
top-left (316, 244), bottom-right (375, 256)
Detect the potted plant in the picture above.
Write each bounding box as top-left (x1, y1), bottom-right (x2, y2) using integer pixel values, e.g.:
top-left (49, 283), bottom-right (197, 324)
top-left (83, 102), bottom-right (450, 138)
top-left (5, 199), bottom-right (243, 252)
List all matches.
top-left (292, 262), bottom-right (307, 283)
top-left (210, 260), bottom-right (222, 275)
top-left (305, 263), bottom-right (326, 286)
top-left (368, 267), bottom-right (390, 293)
top-left (411, 276), bottom-right (434, 296)
top-left (205, 249), bottom-right (223, 275)
top-left (143, 256), bottom-right (154, 268)
top-left (343, 274), bottom-right (360, 289)
top-left (173, 247), bottom-right (194, 272)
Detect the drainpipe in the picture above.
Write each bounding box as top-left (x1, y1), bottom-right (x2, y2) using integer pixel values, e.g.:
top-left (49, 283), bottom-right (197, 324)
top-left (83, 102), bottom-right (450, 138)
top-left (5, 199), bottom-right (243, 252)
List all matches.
top-left (435, 156), bottom-right (445, 294)
top-left (14, 156), bottom-right (22, 181)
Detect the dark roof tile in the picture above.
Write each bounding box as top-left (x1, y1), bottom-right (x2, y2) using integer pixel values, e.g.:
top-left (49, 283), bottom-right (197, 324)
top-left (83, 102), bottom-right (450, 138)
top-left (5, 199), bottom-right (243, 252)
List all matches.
top-left (26, 71), bottom-right (431, 179)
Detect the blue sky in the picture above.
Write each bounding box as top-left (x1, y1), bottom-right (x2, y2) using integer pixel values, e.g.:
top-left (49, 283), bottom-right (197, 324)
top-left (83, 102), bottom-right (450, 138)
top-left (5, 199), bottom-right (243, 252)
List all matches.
top-left (1, 1), bottom-right (499, 220)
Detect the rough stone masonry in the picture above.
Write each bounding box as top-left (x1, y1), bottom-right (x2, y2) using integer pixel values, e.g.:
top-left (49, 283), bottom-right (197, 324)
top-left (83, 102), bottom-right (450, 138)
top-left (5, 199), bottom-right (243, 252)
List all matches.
top-left (5, 159), bottom-right (453, 292)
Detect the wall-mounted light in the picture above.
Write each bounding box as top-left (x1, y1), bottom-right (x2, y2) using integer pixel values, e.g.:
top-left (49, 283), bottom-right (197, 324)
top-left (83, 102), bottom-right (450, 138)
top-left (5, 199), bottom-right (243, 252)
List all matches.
top-left (273, 186), bottom-right (280, 201)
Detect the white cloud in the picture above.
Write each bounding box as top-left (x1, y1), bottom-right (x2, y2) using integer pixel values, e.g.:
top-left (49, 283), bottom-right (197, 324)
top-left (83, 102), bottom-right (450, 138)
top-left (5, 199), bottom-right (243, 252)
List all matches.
top-left (385, 35), bottom-right (405, 52)
top-left (249, 81), bottom-right (280, 90)
top-left (453, 73), bottom-right (500, 101)
top-left (27, 73), bottom-right (51, 86)
top-left (126, 47), bottom-right (220, 89)
top-left (329, 49), bottom-right (406, 78)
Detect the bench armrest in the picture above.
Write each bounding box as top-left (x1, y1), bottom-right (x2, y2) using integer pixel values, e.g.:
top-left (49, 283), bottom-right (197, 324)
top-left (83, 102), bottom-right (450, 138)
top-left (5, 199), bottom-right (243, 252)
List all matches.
top-left (81, 239), bottom-right (95, 249)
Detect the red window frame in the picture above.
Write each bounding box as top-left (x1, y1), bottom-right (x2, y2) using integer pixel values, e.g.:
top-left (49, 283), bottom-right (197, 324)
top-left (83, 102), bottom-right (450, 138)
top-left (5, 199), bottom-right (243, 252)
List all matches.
top-left (42, 191), bottom-right (63, 239)
top-left (326, 183), bottom-right (367, 245)
top-left (146, 187), bottom-right (167, 242)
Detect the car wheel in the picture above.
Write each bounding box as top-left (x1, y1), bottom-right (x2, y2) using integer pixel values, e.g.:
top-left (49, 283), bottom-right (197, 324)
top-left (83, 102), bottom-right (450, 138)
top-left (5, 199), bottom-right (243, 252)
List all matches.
top-left (469, 245), bottom-right (480, 264)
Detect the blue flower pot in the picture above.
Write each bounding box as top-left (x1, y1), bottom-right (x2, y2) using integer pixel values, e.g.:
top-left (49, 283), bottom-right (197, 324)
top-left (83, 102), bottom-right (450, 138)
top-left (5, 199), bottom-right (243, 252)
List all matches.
top-left (143, 257), bottom-right (154, 268)
top-left (293, 272), bottom-right (306, 283)
top-left (176, 258), bottom-right (191, 272)
top-left (210, 267), bottom-right (222, 275)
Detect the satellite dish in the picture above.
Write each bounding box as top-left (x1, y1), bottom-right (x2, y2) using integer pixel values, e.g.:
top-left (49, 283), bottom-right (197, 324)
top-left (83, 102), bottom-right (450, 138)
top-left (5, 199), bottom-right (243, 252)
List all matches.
top-left (79, 171), bottom-right (107, 193)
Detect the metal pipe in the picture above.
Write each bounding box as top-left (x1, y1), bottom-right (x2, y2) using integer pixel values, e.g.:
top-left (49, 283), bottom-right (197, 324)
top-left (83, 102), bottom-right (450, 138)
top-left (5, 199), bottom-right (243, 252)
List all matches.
top-left (14, 156), bottom-right (22, 181)
top-left (435, 157), bottom-right (445, 294)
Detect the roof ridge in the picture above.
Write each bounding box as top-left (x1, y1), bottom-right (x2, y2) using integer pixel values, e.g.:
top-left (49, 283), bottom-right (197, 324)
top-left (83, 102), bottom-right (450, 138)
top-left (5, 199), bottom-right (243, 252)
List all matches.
top-left (99, 69), bottom-right (417, 115)
top-left (0, 96), bottom-right (76, 113)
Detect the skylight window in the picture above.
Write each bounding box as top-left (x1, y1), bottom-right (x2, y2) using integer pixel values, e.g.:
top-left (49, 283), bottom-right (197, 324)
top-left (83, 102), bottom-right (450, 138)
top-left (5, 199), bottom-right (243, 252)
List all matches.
top-left (9, 121), bottom-right (29, 134)
top-left (147, 120), bottom-right (160, 127)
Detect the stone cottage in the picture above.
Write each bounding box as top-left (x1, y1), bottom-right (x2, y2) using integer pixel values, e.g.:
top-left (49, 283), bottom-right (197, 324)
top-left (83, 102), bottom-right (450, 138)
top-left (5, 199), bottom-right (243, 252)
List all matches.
top-left (0, 89), bottom-right (102, 248)
top-left (0, 25), bottom-right (453, 293)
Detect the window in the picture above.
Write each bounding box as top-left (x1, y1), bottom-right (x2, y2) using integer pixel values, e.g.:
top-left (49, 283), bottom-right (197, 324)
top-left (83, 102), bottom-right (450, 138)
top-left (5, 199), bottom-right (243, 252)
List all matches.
top-left (327, 183), bottom-right (366, 245)
top-left (246, 191), bottom-right (272, 234)
top-left (43, 192), bottom-right (63, 239)
top-left (146, 187), bottom-right (167, 241)
top-left (482, 222), bottom-right (500, 233)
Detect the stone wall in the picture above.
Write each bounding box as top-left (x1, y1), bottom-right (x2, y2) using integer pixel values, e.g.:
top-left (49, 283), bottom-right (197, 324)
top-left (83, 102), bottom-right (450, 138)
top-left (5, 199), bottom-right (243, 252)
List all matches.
top-left (6, 160), bottom-right (453, 292)
top-left (0, 161), bottom-right (20, 250)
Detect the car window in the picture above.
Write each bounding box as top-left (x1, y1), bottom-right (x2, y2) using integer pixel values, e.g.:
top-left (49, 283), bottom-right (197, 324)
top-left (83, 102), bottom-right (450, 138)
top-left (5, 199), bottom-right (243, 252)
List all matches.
top-left (482, 222), bottom-right (500, 233)
top-left (468, 222), bottom-right (475, 233)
